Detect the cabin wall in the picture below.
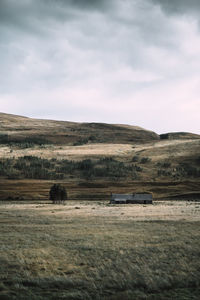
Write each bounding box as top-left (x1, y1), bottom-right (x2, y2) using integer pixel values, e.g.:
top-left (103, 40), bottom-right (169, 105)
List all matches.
top-left (110, 194), bottom-right (153, 204)
top-left (110, 199), bottom-right (153, 204)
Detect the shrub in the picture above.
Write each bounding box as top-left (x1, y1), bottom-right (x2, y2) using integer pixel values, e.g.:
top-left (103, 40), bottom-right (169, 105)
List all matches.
top-left (132, 156), bottom-right (139, 162)
top-left (141, 157), bottom-right (151, 164)
top-left (73, 138), bottom-right (89, 146)
top-left (157, 169), bottom-right (172, 177)
top-left (49, 184), bottom-right (67, 204)
top-left (0, 134), bottom-right (9, 144)
top-left (157, 162), bottom-right (171, 168)
top-left (181, 164), bottom-right (200, 177)
top-left (134, 164), bottom-right (143, 172)
top-left (88, 135), bottom-right (97, 142)
top-left (160, 133), bottom-right (169, 140)
top-left (0, 135), bottom-right (50, 146)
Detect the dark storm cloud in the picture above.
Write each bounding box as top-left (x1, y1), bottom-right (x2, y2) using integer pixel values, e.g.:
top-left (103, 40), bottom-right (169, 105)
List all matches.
top-left (151, 0), bottom-right (200, 16)
top-left (0, 0), bottom-right (75, 35)
top-left (69, 0), bottom-right (112, 10)
top-left (0, 0), bottom-right (111, 28)
top-left (0, 0), bottom-right (200, 134)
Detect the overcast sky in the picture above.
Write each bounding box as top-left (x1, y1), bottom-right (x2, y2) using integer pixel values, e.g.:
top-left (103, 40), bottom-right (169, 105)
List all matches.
top-left (0, 0), bottom-right (200, 134)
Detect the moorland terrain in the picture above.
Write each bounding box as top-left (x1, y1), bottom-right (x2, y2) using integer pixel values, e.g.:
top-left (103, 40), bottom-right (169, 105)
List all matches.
top-left (0, 112), bottom-right (199, 200)
top-left (0, 200), bottom-right (200, 299)
top-left (0, 113), bottom-right (200, 299)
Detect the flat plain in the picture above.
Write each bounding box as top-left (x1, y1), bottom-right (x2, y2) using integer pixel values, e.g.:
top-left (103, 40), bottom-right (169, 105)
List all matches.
top-left (0, 200), bottom-right (200, 299)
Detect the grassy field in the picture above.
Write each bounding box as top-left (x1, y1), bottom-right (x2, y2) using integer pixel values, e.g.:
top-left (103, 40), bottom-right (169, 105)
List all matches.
top-left (0, 200), bottom-right (200, 299)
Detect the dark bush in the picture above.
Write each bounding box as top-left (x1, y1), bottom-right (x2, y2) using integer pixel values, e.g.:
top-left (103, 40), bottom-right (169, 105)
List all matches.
top-left (49, 184), bottom-right (67, 204)
top-left (141, 157), bottom-right (151, 164)
top-left (0, 134), bottom-right (9, 144)
top-left (99, 157), bottom-right (114, 163)
top-left (160, 134), bottom-right (169, 140)
top-left (77, 159), bottom-right (94, 171)
top-left (132, 156), bottom-right (139, 162)
top-left (73, 138), bottom-right (89, 146)
top-left (134, 164), bottom-right (143, 172)
top-left (157, 169), bottom-right (172, 177)
top-left (157, 162), bottom-right (171, 168)
top-left (88, 135), bottom-right (97, 141)
top-left (0, 135), bottom-right (50, 146)
top-left (181, 164), bottom-right (200, 177)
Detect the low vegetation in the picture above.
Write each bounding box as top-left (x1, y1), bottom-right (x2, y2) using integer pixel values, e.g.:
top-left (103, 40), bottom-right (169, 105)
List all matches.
top-left (157, 161), bottom-right (200, 179)
top-left (73, 135), bottom-right (97, 146)
top-left (0, 156), bottom-right (141, 180)
top-left (1, 154), bottom-right (200, 184)
top-left (0, 134), bottom-right (50, 148)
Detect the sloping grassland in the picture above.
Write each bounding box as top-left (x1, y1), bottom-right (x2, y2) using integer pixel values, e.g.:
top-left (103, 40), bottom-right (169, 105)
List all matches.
top-left (0, 113), bottom-right (200, 200)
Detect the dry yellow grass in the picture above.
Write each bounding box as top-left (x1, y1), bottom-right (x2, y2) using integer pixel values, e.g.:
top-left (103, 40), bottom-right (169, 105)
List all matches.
top-left (9, 200), bottom-right (198, 222)
top-left (0, 139), bottom-right (199, 161)
top-left (0, 200), bottom-right (200, 299)
top-left (0, 143), bottom-right (133, 160)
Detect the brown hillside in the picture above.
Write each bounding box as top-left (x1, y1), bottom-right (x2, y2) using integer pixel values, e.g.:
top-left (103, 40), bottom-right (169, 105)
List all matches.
top-left (0, 112), bottom-right (200, 200)
top-left (160, 132), bottom-right (200, 140)
top-left (0, 112), bottom-right (159, 145)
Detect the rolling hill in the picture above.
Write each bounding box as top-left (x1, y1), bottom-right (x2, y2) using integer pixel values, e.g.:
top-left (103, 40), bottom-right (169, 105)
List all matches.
top-left (0, 112), bottom-right (200, 200)
top-left (0, 112), bottom-right (159, 145)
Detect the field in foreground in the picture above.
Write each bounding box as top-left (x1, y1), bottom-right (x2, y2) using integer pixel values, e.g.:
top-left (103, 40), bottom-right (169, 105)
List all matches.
top-left (0, 201), bottom-right (200, 299)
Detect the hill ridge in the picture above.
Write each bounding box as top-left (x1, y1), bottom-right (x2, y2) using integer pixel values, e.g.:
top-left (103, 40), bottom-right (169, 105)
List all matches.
top-left (1, 112), bottom-right (200, 144)
top-left (0, 112), bottom-right (159, 145)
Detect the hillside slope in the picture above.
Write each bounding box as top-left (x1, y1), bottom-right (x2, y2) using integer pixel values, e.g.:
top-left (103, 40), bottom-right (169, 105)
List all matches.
top-left (160, 132), bottom-right (200, 140)
top-left (0, 112), bottom-right (200, 200)
top-left (0, 112), bottom-right (159, 145)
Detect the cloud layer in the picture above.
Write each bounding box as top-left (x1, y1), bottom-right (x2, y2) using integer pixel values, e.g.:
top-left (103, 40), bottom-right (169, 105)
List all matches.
top-left (0, 0), bottom-right (200, 134)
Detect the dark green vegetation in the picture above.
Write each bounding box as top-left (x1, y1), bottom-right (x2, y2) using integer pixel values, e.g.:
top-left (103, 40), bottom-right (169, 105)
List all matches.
top-left (49, 184), bottom-right (67, 203)
top-left (160, 132), bottom-right (200, 140)
top-left (157, 160), bottom-right (200, 179)
top-left (0, 156), bottom-right (141, 180)
top-left (0, 201), bottom-right (200, 299)
top-left (0, 134), bottom-right (50, 148)
top-left (1, 155), bottom-right (200, 183)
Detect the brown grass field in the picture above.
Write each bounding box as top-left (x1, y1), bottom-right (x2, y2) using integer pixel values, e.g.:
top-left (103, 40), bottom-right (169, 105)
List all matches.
top-left (0, 200), bottom-right (200, 299)
top-left (0, 113), bottom-right (200, 299)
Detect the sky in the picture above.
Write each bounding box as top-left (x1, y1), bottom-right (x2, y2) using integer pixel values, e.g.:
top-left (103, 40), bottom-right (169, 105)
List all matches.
top-left (0, 0), bottom-right (200, 134)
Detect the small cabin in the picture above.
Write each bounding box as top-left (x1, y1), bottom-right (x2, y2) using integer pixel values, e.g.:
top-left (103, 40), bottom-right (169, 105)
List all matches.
top-left (110, 193), bottom-right (153, 204)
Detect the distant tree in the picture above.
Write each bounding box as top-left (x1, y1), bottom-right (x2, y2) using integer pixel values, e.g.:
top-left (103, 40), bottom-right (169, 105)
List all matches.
top-left (132, 156), bottom-right (139, 162)
top-left (49, 184), bottom-right (67, 204)
top-left (141, 157), bottom-right (151, 164)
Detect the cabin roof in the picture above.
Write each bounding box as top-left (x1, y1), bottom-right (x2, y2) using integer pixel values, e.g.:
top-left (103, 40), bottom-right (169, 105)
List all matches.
top-left (133, 194), bottom-right (153, 200)
top-left (111, 194), bottom-right (134, 200)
